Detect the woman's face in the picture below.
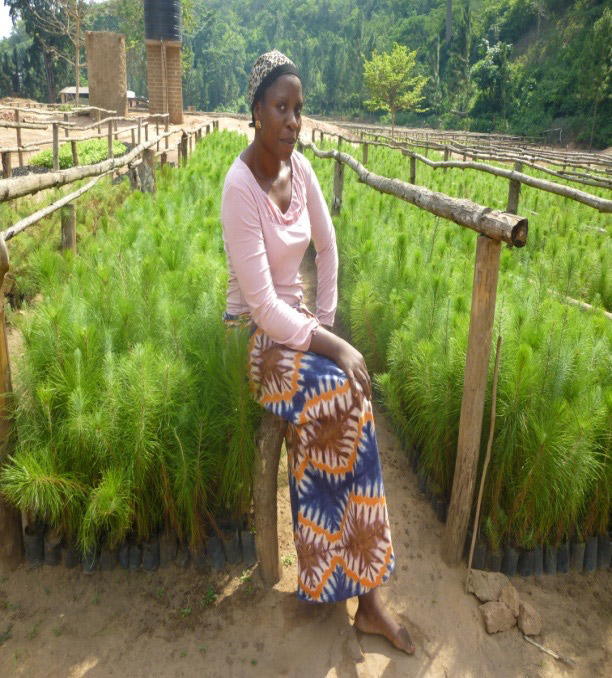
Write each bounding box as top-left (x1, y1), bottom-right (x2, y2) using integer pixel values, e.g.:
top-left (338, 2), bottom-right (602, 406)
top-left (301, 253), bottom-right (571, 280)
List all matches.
top-left (254, 74), bottom-right (303, 160)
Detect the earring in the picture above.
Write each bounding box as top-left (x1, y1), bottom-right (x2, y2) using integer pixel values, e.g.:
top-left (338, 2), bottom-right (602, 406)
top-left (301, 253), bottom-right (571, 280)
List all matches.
top-left (255, 120), bottom-right (261, 129)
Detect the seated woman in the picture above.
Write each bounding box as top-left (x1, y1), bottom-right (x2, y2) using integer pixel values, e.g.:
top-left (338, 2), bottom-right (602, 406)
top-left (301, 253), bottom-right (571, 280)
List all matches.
top-left (221, 49), bottom-right (414, 655)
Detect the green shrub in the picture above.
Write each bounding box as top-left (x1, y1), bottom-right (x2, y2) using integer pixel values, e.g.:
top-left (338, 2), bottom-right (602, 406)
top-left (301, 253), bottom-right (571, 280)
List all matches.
top-left (30, 138), bottom-right (128, 170)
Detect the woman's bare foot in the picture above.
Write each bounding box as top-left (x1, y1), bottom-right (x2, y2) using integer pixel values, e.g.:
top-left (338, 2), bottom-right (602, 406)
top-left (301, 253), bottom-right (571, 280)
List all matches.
top-left (353, 589), bottom-right (415, 655)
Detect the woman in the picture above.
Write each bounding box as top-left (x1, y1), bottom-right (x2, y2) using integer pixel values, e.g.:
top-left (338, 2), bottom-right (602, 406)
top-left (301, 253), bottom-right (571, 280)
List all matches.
top-left (221, 50), bottom-right (414, 655)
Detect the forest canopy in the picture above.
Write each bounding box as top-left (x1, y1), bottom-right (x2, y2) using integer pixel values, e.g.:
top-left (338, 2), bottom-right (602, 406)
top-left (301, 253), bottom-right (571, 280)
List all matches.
top-left (0, 0), bottom-right (610, 147)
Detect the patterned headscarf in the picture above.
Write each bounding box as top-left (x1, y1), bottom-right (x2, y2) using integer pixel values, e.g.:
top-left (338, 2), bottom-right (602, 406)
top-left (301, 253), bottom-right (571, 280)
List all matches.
top-left (247, 50), bottom-right (300, 127)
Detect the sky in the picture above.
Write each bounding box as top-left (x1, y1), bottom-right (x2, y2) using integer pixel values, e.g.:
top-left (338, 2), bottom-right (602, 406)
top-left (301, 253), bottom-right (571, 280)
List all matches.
top-left (0, 5), bottom-right (13, 40)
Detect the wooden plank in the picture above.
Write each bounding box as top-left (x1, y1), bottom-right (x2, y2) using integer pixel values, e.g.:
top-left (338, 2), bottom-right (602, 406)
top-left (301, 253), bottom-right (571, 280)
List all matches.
top-left (442, 235), bottom-right (502, 566)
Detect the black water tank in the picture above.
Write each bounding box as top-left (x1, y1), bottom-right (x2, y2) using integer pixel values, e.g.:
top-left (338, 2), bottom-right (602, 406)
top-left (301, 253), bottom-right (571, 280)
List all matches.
top-left (144, 0), bottom-right (182, 42)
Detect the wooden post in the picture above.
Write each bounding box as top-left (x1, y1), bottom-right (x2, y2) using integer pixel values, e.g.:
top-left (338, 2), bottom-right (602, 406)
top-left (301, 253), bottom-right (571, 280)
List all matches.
top-left (160, 152), bottom-right (167, 168)
top-left (63, 113), bottom-right (69, 138)
top-left (253, 411), bottom-right (287, 585)
top-left (320, 130), bottom-right (323, 144)
top-left (60, 203), bottom-right (76, 253)
top-left (337, 135), bottom-right (342, 149)
top-left (206, 124), bottom-right (210, 135)
top-left (107, 120), bottom-right (114, 159)
top-left (180, 132), bottom-right (188, 166)
top-left (424, 144), bottom-right (429, 159)
top-left (52, 122), bottom-right (59, 171)
top-left (156, 119), bottom-right (160, 151)
top-left (0, 236), bottom-right (24, 572)
top-left (141, 148), bottom-right (156, 193)
top-left (444, 147), bottom-right (449, 172)
top-left (165, 116), bottom-right (169, 149)
top-left (137, 117), bottom-right (142, 145)
top-left (332, 159), bottom-right (344, 216)
top-left (131, 127), bottom-right (135, 145)
top-left (312, 128), bottom-right (315, 143)
top-left (189, 134), bottom-right (193, 153)
top-left (363, 142), bottom-right (368, 165)
top-left (442, 235), bottom-right (502, 566)
top-left (14, 109), bottom-right (23, 167)
top-left (144, 122), bottom-right (149, 142)
top-left (96, 110), bottom-right (101, 136)
top-left (128, 164), bottom-right (140, 191)
top-left (506, 161), bottom-right (522, 215)
top-left (70, 140), bottom-right (78, 167)
top-left (1, 152), bottom-right (12, 179)
top-left (410, 155), bottom-right (416, 184)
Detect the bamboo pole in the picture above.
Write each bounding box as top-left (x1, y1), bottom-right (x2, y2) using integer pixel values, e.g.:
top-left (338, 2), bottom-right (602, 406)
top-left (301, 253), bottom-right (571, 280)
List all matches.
top-left (0, 236), bottom-right (24, 572)
top-left (14, 109), bottom-right (23, 167)
top-left (60, 203), bottom-right (76, 253)
top-left (52, 122), bottom-right (59, 171)
top-left (442, 235), bottom-right (502, 566)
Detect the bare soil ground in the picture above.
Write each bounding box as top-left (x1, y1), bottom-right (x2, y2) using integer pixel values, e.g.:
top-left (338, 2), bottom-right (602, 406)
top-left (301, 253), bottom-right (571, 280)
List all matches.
top-left (0, 105), bottom-right (610, 678)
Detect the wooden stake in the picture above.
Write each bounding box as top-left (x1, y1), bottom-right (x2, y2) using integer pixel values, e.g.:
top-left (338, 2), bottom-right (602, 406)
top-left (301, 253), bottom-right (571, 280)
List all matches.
top-left (131, 128), bottom-right (135, 145)
top-left (156, 119), bottom-right (160, 151)
top-left (442, 235), bottom-right (502, 566)
top-left (141, 148), bottom-right (156, 193)
top-left (507, 161), bottom-right (522, 215)
top-left (70, 140), bottom-right (78, 167)
top-left (107, 120), bottom-right (113, 159)
top-left (465, 334), bottom-right (502, 591)
top-left (180, 132), bottom-right (188, 166)
top-left (52, 122), bottom-right (59, 171)
top-left (137, 117), bottom-right (142, 145)
top-left (444, 147), bottom-right (449, 171)
top-left (312, 128), bottom-right (315, 143)
top-left (164, 116), bottom-right (169, 149)
top-left (1, 152), bottom-right (11, 179)
top-left (63, 113), bottom-right (69, 138)
top-left (0, 236), bottom-right (24, 572)
top-left (206, 124), bottom-right (210, 135)
top-left (60, 203), bottom-right (76, 253)
top-left (332, 159), bottom-right (344, 216)
top-left (14, 109), bottom-right (22, 167)
top-left (363, 142), bottom-right (368, 165)
top-left (410, 155), bottom-right (416, 184)
top-left (253, 411), bottom-right (287, 585)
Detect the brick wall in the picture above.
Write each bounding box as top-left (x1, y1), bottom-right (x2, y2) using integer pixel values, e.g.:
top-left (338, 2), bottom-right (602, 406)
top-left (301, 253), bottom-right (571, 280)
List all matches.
top-left (85, 32), bottom-right (128, 116)
top-left (146, 41), bottom-right (183, 124)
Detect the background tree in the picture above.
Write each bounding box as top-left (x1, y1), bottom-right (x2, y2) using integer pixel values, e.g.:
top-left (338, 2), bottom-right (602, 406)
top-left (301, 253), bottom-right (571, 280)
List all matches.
top-left (363, 42), bottom-right (429, 135)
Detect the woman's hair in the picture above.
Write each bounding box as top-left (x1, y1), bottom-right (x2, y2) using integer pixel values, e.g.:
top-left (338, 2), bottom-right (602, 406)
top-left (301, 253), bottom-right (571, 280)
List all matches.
top-left (247, 50), bottom-right (300, 127)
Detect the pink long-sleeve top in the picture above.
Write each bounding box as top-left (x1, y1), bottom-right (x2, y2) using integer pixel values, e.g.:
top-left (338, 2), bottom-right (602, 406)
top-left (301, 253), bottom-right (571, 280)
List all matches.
top-left (220, 149), bottom-right (338, 352)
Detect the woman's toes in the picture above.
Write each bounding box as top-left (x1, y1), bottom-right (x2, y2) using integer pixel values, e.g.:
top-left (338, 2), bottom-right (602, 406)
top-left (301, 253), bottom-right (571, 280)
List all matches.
top-left (393, 625), bottom-right (416, 655)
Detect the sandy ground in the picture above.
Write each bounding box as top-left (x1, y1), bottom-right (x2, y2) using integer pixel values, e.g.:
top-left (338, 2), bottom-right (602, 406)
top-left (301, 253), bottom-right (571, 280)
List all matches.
top-left (0, 102), bottom-right (610, 677)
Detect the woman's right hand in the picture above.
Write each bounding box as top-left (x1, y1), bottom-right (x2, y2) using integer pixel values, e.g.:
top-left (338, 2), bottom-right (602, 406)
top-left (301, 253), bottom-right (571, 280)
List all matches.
top-left (307, 327), bottom-right (372, 404)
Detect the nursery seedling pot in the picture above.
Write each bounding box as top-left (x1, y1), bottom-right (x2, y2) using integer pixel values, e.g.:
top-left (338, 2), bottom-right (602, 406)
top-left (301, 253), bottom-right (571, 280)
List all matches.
top-left (82, 545), bottom-right (100, 575)
top-left (99, 546), bottom-right (118, 571)
top-left (159, 531), bottom-right (177, 568)
top-left (128, 543), bottom-right (142, 571)
top-left (190, 543), bottom-right (208, 572)
top-left (485, 548), bottom-right (502, 573)
top-left (518, 549), bottom-right (534, 577)
top-left (435, 499), bottom-right (447, 524)
top-left (63, 542), bottom-right (81, 569)
top-left (118, 540), bottom-right (130, 570)
top-left (207, 535), bottom-right (225, 570)
top-left (175, 544), bottom-right (191, 568)
top-left (570, 541), bottom-right (585, 573)
top-left (142, 535), bottom-right (160, 572)
top-left (44, 528), bottom-right (62, 567)
top-left (544, 544), bottom-right (557, 575)
top-left (224, 529), bottom-right (242, 565)
top-left (596, 532), bottom-right (611, 570)
top-left (533, 545), bottom-right (543, 577)
top-left (240, 530), bottom-right (257, 568)
top-left (501, 546), bottom-right (519, 578)
top-left (556, 540), bottom-right (570, 574)
top-left (24, 523), bottom-right (44, 568)
top-left (471, 539), bottom-right (487, 571)
top-left (584, 536), bottom-right (597, 573)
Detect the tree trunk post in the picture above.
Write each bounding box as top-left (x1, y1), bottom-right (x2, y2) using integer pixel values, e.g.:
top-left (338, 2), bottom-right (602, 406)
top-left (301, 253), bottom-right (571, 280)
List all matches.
top-left (144, 121), bottom-right (149, 142)
top-left (1, 152), bottom-right (12, 179)
top-left (442, 234), bottom-right (502, 566)
top-left (160, 152), bottom-right (167, 168)
top-left (189, 134), bottom-right (193, 154)
top-left (107, 121), bottom-right (114, 159)
top-left (320, 130), bottom-right (324, 144)
top-left (206, 124), bottom-right (210, 135)
top-left (70, 140), bottom-right (78, 167)
top-left (180, 132), bottom-right (188, 166)
top-left (52, 122), bottom-right (59, 171)
top-left (253, 411), bottom-right (287, 585)
top-left (506, 161), bottom-right (522, 215)
top-left (60, 203), bottom-right (76, 253)
top-left (337, 135), bottom-right (342, 149)
top-left (164, 116), bottom-right (169, 149)
top-left (137, 117), bottom-right (142, 145)
top-left (156, 119), bottom-right (160, 151)
top-left (15, 109), bottom-right (23, 167)
top-left (131, 128), bottom-right (135, 145)
top-left (410, 155), bottom-right (416, 184)
top-left (332, 159), bottom-right (344, 216)
top-left (444, 147), bottom-right (449, 171)
top-left (63, 113), bottom-right (69, 138)
top-left (0, 236), bottom-right (24, 572)
top-left (363, 142), bottom-right (368, 165)
top-left (128, 163), bottom-right (140, 191)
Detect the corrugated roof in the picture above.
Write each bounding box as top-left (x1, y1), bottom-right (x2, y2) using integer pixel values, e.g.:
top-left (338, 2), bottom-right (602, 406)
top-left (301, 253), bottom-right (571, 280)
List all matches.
top-left (60, 87), bottom-right (137, 98)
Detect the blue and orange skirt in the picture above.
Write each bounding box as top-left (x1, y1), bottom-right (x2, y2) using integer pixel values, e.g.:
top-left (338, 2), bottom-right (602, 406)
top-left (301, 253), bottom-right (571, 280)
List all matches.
top-left (223, 303), bottom-right (395, 603)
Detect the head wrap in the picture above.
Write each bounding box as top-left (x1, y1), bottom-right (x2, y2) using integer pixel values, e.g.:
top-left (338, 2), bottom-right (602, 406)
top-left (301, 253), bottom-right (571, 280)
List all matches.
top-left (247, 50), bottom-right (300, 127)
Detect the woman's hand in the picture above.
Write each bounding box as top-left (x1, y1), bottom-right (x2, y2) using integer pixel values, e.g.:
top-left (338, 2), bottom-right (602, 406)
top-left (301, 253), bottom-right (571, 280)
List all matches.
top-left (308, 327), bottom-right (372, 404)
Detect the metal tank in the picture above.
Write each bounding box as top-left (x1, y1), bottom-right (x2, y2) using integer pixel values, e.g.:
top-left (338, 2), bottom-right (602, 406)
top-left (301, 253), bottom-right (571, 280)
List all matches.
top-left (144, 0), bottom-right (182, 43)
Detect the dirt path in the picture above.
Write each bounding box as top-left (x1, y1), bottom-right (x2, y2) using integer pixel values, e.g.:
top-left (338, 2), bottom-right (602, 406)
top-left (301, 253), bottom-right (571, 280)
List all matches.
top-left (0, 127), bottom-right (610, 678)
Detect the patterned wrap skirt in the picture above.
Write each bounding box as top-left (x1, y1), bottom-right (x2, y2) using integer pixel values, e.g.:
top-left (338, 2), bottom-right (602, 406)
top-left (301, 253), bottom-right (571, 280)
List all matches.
top-left (223, 303), bottom-right (395, 603)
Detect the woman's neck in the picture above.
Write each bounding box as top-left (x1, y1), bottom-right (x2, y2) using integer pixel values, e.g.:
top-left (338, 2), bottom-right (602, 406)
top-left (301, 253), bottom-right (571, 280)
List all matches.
top-left (243, 138), bottom-right (283, 181)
